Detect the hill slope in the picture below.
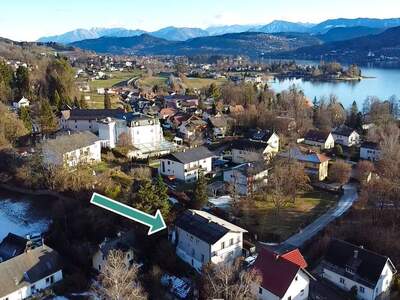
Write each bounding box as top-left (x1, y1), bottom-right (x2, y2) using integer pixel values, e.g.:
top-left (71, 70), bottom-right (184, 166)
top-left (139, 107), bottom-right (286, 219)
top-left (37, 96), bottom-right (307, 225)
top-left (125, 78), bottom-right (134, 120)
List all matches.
top-left (310, 18), bottom-right (400, 34)
top-left (71, 32), bottom-right (322, 56)
top-left (285, 26), bottom-right (400, 62)
top-left (316, 26), bottom-right (385, 43)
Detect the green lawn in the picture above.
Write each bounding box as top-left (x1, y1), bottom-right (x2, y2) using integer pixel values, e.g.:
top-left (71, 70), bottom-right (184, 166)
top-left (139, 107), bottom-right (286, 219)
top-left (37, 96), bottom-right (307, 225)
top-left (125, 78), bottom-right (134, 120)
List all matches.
top-left (183, 77), bottom-right (227, 89)
top-left (89, 70), bottom-right (142, 90)
top-left (136, 75), bottom-right (168, 88)
top-left (237, 191), bottom-right (339, 242)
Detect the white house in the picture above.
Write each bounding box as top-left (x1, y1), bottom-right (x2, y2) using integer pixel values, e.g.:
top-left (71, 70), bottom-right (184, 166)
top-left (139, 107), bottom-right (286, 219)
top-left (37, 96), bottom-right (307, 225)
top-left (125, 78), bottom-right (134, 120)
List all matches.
top-left (42, 131), bottom-right (101, 167)
top-left (98, 113), bottom-right (175, 158)
top-left (303, 129), bottom-right (335, 150)
top-left (321, 239), bottom-right (397, 300)
top-left (60, 108), bottom-right (124, 133)
top-left (170, 210), bottom-right (247, 272)
top-left (92, 231), bottom-right (135, 273)
top-left (223, 163), bottom-right (269, 196)
top-left (0, 245), bottom-right (63, 300)
top-left (231, 136), bottom-right (279, 164)
top-left (12, 97), bottom-right (30, 109)
top-left (360, 141), bottom-right (381, 161)
top-left (332, 125), bottom-right (360, 147)
top-left (159, 146), bottom-right (213, 182)
top-left (252, 246), bottom-right (311, 300)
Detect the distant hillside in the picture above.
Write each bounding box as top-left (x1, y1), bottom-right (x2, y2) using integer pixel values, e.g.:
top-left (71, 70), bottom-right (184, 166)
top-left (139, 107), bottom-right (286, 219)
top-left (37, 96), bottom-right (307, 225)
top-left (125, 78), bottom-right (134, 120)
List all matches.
top-left (283, 26), bottom-right (400, 62)
top-left (70, 34), bottom-right (173, 54)
top-left (255, 20), bottom-right (314, 33)
top-left (316, 26), bottom-right (385, 43)
top-left (310, 18), bottom-right (400, 34)
top-left (71, 32), bottom-right (321, 57)
top-left (38, 28), bottom-right (146, 44)
top-left (206, 24), bottom-right (261, 35)
top-left (150, 26), bottom-right (209, 41)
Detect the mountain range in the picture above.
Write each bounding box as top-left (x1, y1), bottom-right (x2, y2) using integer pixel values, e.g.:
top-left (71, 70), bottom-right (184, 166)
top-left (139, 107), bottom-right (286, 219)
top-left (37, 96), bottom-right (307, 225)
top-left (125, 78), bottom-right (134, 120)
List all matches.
top-left (38, 18), bottom-right (400, 44)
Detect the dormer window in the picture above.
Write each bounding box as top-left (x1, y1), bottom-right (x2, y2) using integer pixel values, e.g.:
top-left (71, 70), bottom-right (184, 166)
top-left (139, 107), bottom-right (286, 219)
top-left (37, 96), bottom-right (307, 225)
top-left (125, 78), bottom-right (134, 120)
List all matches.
top-left (346, 267), bottom-right (355, 275)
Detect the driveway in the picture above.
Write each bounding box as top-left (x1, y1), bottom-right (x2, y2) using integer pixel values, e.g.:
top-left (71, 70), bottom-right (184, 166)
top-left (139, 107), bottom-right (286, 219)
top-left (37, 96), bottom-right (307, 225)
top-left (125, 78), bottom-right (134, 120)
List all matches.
top-left (282, 184), bottom-right (358, 248)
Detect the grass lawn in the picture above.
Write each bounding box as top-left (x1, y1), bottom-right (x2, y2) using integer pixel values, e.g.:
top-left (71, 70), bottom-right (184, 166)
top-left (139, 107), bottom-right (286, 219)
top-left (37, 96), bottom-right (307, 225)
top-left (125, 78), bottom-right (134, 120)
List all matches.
top-left (183, 77), bottom-right (227, 89)
top-left (89, 70), bottom-right (142, 90)
top-left (136, 75), bottom-right (168, 88)
top-left (237, 191), bottom-right (339, 242)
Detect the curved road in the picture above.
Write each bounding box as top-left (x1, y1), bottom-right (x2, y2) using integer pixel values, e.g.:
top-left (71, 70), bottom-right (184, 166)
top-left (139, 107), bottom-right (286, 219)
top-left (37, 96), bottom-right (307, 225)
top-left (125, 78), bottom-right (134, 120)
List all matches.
top-left (281, 184), bottom-right (358, 248)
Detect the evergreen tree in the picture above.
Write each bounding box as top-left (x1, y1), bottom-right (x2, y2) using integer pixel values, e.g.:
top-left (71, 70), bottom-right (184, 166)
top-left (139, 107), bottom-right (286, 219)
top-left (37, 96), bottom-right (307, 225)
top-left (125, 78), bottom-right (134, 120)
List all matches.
top-left (14, 66), bottom-right (30, 99)
top-left (73, 96), bottom-right (80, 109)
top-left (104, 90), bottom-right (112, 109)
top-left (39, 100), bottom-right (58, 134)
top-left (193, 170), bottom-right (208, 209)
top-left (135, 179), bottom-right (170, 219)
top-left (79, 95), bottom-right (88, 109)
top-left (19, 106), bottom-right (32, 133)
top-left (53, 90), bottom-right (61, 110)
top-left (347, 101), bottom-right (359, 128)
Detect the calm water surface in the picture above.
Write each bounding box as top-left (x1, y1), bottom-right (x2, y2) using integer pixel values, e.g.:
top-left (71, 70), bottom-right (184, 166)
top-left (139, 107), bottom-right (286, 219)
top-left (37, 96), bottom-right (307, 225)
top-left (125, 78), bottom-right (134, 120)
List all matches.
top-left (266, 62), bottom-right (400, 108)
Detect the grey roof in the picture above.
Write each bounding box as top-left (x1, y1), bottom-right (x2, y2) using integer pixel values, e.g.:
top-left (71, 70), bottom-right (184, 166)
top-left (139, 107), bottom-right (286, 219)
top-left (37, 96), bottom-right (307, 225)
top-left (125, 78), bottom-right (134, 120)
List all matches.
top-left (0, 233), bottom-right (29, 262)
top-left (322, 239), bottom-right (395, 288)
top-left (209, 116), bottom-right (228, 128)
top-left (304, 130), bottom-right (331, 143)
top-left (279, 147), bottom-right (330, 164)
top-left (0, 245), bottom-right (62, 297)
top-left (175, 211), bottom-right (231, 244)
top-left (164, 146), bottom-right (213, 164)
top-left (66, 108), bottom-right (124, 120)
top-left (361, 141), bottom-right (380, 150)
top-left (98, 231), bottom-right (136, 257)
top-left (231, 139), bottom-right (268, 152)
top-left (43, 131), bottom-right (100, 155)
top-left (332, 125), bottom-right (357, 137)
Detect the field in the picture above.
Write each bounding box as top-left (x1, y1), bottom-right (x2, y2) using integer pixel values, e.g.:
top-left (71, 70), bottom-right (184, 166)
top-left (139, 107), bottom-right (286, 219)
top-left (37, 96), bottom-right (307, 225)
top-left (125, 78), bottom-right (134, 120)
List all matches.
top-left (237, 191), bottom-right (339, 242)
top-left (80, 70), bottom-right (141, 109)
top-left (137, 75), bottom-right (227, 90)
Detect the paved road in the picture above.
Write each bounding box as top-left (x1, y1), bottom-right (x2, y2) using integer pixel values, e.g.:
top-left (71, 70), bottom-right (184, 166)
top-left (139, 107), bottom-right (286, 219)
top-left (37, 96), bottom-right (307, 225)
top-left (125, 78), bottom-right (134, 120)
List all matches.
top-left (282, 184), bottom-right (358, 248)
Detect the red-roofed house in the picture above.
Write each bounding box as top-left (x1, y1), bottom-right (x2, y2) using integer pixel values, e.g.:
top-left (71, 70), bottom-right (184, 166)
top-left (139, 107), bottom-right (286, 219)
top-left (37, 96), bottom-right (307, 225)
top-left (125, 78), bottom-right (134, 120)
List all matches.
top-left (252, 247), bottom-right (311, 300)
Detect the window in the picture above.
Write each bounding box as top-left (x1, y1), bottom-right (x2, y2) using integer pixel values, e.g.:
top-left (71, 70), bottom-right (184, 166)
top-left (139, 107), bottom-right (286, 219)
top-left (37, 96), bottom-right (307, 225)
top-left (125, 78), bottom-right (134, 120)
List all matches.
top-left (359, 286), bottom-right (365, 293)
top-left (295, 275), bottom-right (298, 281)
top-left (201, 254), bottom-right (205, 263)
top-left (300, 289), bottom-right (304, 295)
top-left (46, 277), bottom-right (50, 284)
top-left (259, 287), bottom-right (262, 294)
top-left (340, 278), bottom-right (345, 284)
top-left (287, 297), bottom-right (291, 300)
top-left (221, 242), bottom-right (225, 249)
top-left (98, 265), bottom-right (101, 271)
top-left (229, 238), bottom-right (233, 246)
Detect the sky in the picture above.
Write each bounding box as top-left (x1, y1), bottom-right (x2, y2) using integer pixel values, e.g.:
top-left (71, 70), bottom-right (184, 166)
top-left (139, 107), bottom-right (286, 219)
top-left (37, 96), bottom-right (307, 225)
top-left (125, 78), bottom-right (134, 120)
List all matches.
top-left (1, 0), bottom-right (400, 41)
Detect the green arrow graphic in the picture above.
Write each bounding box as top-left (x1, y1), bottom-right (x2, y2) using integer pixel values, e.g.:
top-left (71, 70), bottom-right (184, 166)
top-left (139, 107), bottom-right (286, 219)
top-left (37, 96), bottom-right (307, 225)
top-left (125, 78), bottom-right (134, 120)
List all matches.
top-left (90, 192), bottom-right (166, 235)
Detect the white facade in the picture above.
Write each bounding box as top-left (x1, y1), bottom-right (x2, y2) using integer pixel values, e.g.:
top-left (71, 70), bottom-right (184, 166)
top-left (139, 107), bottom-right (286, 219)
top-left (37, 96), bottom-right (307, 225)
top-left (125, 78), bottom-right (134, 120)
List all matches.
top-left (159, 156), bottom-right (212, 182)
top-left (322, 261), bottom-right (395, 300)
top-left (0, 270), bottom-right (62, 300)
top-left (173, 211), bottom-right (246, 272)
top-left (304, 133), bottom-right (335, 150)
top-left (43, 140), bottom-right (101, 167)
top-left (223, 164), bottom-right (268, 196)
top-left (98, 119), bottom-right (116, 149)
top-left (60, 118), bottom-right (99, 133)
top-left (360, 147), bottom-right (381, 161)
top-left (13, 97), bottom-right (30, 109)
top-left (92, 249), bottom-right (134, 273)
top-left (254, 269), bottom-right (309, 300)
top-left (332, 131), bottom-right (360, 147)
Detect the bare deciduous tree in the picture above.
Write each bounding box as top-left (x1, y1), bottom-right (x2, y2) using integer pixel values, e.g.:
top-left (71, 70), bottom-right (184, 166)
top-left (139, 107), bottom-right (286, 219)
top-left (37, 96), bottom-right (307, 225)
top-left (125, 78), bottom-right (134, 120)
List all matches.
top-left (201, 259), bottom-right (262, 300)
top-left (93, 250), bottom-right (147, 300)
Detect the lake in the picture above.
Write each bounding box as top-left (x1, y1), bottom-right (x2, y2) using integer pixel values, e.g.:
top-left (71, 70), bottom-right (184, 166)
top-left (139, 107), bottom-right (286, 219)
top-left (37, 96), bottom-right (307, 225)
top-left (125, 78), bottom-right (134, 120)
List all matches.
top-left (0, 189), bottom-right (51, 241)
top-left (267, 63), bottom-right (400, 108)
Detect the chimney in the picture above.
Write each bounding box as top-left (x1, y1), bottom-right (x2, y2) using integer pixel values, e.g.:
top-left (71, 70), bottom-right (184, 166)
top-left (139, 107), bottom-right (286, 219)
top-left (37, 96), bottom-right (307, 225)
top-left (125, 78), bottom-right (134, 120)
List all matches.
top-left (354, 250), bottom-right (359, 259)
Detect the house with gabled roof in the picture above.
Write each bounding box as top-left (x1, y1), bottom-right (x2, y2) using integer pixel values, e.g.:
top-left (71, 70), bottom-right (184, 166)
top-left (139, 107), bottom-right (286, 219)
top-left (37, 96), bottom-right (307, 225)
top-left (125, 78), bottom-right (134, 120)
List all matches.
top-left (170, 210), bottom-right (247, 272)
top-left (0, 233), bottom-right (30, 263)
top-left (252, 246), bottom-right (311, 300)
top-left (279, 147), bottom-right (330, 181)
top-left (303, 129), bottom-right (335, 150)
top-left (321, 239), bottom-right (397, 300)
top-left (332, 125), bottom-right (360, 147)
top-left (0, 245), bottom-right (63, 300)
top-left (360, 141), bottom-right (381, 161)
top-left (42, 131), bottom-right (102, 167)
top-left (159, 146), bottom-right (214, 182)
top-left (231, 136), bottom-right (279, 164)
